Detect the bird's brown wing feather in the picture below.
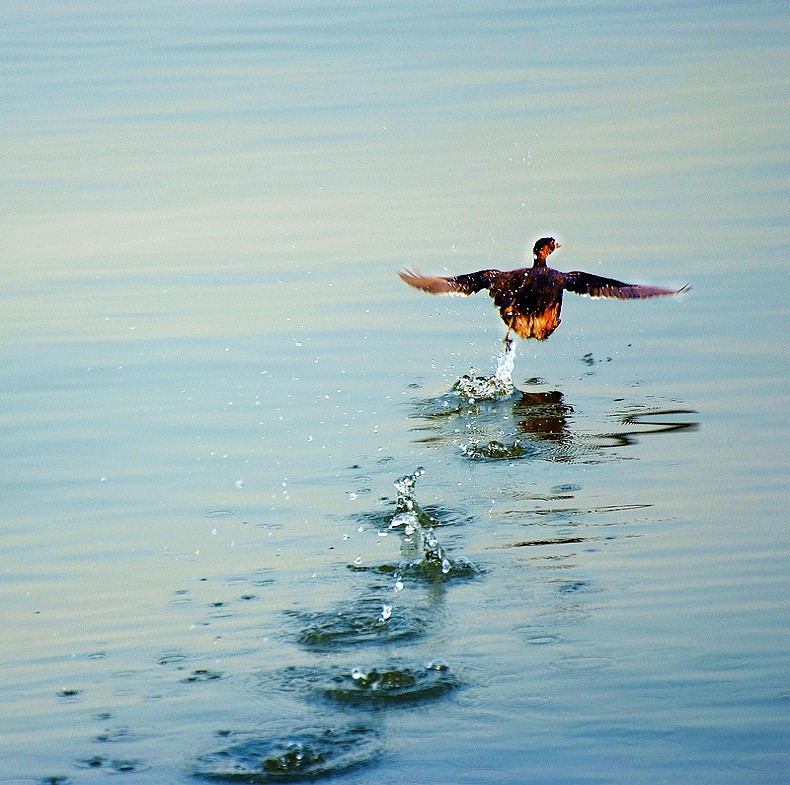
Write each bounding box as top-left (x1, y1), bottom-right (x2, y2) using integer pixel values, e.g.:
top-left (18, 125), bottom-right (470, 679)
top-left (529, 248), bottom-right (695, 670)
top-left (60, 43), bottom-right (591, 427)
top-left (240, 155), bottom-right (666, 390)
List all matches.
top-left (398, 268), bottom-right (501, 295)
top-left (563, 271), bottom-right (685, 299)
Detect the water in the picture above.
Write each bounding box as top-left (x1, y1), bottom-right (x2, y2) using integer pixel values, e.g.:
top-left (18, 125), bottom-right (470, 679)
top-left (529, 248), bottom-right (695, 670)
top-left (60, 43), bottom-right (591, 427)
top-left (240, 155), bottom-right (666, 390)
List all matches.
top-left (2, 2), bottom-right (788, 783)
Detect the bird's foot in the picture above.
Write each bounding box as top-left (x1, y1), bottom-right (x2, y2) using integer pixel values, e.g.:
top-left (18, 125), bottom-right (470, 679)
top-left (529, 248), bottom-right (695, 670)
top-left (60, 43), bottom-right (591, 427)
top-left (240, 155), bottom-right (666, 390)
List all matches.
top-left (503, 333), bottom-right (513, 352)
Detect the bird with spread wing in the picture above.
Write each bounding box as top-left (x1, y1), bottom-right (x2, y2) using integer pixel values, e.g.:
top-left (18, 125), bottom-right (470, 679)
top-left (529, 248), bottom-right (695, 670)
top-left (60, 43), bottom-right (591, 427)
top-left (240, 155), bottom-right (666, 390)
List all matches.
top-left (399, 237), bottom-right (686, 348)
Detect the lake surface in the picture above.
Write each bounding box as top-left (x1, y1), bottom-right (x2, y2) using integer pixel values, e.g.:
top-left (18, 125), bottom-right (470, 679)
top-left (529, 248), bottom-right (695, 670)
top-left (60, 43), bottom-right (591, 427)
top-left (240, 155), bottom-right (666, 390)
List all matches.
top-left (2, 2), bottom-right (788, 783)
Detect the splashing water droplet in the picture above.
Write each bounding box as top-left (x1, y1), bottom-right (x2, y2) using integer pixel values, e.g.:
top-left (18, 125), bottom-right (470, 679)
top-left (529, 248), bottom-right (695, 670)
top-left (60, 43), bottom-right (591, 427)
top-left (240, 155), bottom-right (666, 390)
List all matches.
top-left (380, 604), bottom-right (392, 622)
top-left (494, 340), bottom-right (517, 387)
top-left (390, 469), bottom-right (455, 575)
top-left (389, 510), bottom-right (417, 531)
top-left (453, 342), bottom-right (517, 401)
top-left (393, 467), bottom-right (424, 509)
top-left (427, 659), bottom-right (449, 671)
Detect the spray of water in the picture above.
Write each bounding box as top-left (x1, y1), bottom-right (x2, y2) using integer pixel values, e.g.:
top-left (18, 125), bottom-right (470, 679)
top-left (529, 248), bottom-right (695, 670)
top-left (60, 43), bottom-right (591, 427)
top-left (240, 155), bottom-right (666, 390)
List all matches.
top-left (390, 468), bottom-right (452, 574)
top-left (368, 470), bottom-right (477, 626)
top-left (453, 341), bottom-right (517, 402)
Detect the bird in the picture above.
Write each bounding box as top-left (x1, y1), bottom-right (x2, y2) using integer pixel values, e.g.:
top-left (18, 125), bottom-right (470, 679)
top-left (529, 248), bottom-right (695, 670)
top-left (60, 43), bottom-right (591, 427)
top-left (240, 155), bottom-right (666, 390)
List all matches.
top-left (399, 238), bottom-right (686, 348)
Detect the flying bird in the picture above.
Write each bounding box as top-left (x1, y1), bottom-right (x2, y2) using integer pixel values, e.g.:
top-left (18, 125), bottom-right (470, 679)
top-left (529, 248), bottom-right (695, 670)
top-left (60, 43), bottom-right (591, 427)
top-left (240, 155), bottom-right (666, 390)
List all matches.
top-left (399, 238), bottom-right (686, 348)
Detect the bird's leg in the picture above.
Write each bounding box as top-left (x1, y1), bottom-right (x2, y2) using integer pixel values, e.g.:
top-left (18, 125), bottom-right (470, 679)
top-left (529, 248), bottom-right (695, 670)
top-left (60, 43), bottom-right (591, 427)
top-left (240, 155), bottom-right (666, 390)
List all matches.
top-left (503, 311), bottom-right (517, 352)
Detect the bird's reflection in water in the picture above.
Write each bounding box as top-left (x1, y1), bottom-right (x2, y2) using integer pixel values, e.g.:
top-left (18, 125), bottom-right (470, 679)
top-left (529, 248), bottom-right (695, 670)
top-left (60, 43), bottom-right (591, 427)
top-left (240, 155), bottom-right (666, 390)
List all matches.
top-left (598, 408), bottom-right (698, 447)
top-left (512, 390), bottom-right (573, 444)
top-left (410, 385), bottom-right (577, 461)
top-left (410, 381), bottom-right (697, 463)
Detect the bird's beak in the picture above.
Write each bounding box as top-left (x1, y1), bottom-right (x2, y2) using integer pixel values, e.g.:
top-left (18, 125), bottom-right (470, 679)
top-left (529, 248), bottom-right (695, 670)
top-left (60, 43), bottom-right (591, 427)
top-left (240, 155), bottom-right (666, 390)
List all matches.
top-left (555, 242), bottom-right (561, 249)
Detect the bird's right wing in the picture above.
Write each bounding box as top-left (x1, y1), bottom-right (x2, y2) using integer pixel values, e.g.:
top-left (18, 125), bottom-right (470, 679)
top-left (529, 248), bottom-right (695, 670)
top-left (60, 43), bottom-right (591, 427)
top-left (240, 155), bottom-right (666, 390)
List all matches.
top-left (398, 268), bottom-right (500, 296)
top-left (563, 271), bottom-right (687, 299)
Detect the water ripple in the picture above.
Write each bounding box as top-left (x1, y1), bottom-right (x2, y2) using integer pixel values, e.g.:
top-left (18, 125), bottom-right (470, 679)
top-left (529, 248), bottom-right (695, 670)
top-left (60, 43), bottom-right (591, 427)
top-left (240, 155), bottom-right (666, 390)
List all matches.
top-left (192, 724), bottom-right (381, 782)
top-left (291, 597), bottom-right (429, 651)
top-left (257, 662), bottom-right (459, 707)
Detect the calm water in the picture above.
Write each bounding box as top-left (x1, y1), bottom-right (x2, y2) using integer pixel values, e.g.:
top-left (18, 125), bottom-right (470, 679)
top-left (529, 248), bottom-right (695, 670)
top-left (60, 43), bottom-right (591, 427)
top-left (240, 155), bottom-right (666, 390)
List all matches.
top-left (2, 2), bottom-right (788, 783)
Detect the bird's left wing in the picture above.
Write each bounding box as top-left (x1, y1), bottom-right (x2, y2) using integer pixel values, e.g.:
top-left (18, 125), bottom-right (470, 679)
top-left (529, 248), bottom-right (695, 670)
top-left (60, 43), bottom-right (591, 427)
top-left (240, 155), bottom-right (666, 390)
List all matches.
top-left (398, 268), bottom-right (500, 296)
top-left (563, 271), bottom-right (686, 299)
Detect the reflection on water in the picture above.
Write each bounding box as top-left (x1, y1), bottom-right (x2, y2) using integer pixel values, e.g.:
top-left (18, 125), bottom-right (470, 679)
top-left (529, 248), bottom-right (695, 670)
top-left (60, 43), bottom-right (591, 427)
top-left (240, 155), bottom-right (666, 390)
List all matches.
top-left (513, 389), bottom-right (573, 443)
top-left (599, 407), bottom-right (699, 447)
top-left (411, 358), bottom-right (699, 464)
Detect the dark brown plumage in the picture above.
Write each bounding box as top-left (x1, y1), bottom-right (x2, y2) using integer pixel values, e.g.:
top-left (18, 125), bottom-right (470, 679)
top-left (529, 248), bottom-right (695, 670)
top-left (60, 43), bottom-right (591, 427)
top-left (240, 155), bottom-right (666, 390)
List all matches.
top-left (399, 238), bottom-right (686, 346)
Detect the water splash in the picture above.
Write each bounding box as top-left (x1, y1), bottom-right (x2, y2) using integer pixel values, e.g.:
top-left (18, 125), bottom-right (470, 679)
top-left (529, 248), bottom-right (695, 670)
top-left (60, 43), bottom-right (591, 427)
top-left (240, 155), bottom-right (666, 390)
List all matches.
top-left (338, 471), bottom-right (476, 639)
top-left (459, 438), bottom-right (529, 460)
top-left (294, 597), bottom-right (427, 649)
top-left (258, 663), bottom-right (458, 705)
top-left (453, 341), bottom-right (517, 402)
top-left (389, 469), bottom-right (452, 575)
top-left (325, 662), bottom-right (458, 703)
top-left (192, 725), bottom-right (381, 781)
top-left (392, 467), bottom-right (425, 514)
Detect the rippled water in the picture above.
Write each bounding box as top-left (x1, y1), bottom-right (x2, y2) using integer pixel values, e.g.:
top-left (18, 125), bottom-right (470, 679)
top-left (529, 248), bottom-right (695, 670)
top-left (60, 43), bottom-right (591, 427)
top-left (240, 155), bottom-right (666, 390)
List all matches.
top-left (2, 2), bottom-right (788, 783)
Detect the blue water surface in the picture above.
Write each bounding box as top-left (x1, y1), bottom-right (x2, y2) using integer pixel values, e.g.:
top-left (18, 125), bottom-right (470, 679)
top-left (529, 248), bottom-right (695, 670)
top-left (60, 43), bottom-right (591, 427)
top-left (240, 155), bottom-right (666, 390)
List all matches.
top-left (1, 2), bottom-right (788, 783)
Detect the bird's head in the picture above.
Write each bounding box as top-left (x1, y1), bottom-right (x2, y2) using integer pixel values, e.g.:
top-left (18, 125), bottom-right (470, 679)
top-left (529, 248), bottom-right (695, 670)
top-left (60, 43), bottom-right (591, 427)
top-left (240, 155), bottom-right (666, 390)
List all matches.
top-left (533, 237), bottom-right (560, 265)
